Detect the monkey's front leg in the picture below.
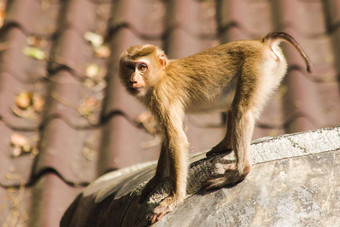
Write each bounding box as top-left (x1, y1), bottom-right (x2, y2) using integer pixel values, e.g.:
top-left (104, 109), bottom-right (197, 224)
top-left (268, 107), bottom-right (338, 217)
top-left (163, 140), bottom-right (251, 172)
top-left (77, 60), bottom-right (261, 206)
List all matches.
top-left (149, 110), bottom-right (189, 224)
top-left (140, 143), bottom-right (168, 203)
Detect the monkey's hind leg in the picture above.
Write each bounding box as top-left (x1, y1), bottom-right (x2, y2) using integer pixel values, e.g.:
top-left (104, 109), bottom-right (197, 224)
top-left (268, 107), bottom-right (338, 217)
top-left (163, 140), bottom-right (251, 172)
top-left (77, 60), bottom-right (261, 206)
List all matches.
top-left (206, 110), bottom-right (233, 157)
top-left (204, 108), bottom-right (254, 190)
top-left (204, 69), bottom-right (258, 190)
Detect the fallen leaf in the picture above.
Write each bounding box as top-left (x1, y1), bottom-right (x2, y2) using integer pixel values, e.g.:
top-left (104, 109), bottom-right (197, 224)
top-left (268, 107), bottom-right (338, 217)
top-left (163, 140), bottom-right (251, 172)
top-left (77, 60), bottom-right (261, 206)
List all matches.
top-left (84, 63), bottom-right (107, 91)
top-left (12, 92), bottom-right (45, 119)
top-left (77, 98), bottom-right (101, 124)
top-left (84, 32), bottom-right (103, 49)
top-left (82, 147), bottom-right (97, 161)
top-left (15, 92), bottom-right (33, 109)
top-left (32, 94), bottom-right (45, 112)
top-left (11, 133), bottom-right (29, 147)
top-left (31, 147), bottom-right (39, 157)
top-left (11, 147), bottom-right (22, 157)
top-left (26, 36), bottom-right (48, 48)
top-left (23, 47), bottom-right (46, 60)
top-left (85, 63), bottom-right (101, 79)
top-left (83, 79), bottom-right (96, 88)
top-left (5, 173), bottom-right (21, 181)
top-left (77, 98), bottom-right (96, 117)
top-left (94, 45), bottom-right (110, 58)
top-left (10, 133), bottom-right (35, 157)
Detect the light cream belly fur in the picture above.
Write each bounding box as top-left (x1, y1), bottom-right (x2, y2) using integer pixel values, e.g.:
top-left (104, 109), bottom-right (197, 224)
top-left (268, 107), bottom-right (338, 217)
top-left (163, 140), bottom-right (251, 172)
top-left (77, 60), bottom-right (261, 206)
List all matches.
top-left (187, 75), bottom-right (238, 113)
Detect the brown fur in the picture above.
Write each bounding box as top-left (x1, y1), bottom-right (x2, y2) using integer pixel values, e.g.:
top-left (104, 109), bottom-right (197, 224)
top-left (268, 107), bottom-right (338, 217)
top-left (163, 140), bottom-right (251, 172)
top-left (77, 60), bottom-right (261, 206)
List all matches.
top-left (118, 32), bottom-right (312, 224)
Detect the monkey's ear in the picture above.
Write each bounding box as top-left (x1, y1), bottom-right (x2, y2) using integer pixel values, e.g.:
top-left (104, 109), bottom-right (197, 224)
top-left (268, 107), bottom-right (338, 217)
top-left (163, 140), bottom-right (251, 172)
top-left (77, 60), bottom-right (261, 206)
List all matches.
top-left (158, 53), bottom-right (168, 69)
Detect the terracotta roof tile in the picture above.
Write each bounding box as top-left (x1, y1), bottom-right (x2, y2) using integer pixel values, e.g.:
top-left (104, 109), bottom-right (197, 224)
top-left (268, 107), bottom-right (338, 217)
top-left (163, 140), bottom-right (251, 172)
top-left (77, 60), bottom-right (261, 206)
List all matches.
top-left (0, 122), bottom-right (37, 186)
top-left (283, 69), bottom-right (324, 131)
top-left (317, 82), bottom-right (340, 126)
top-left (326, 0), bottom-right (340, 28)
top-left (5, 0), bottom-right (59, 36)
top-left (34, 118), bottom-right (100, 183)
top-left (109, 0), bottom-right (166, 38)
top-left (59, 0), bottom-right (96, 34)
top-left (275, 0), bottom-right (326, 36)
top-left (257, 91), bottom-right (285, 128)
top-left (165, 0), bottom-right (216, 37)
top-left (0, 72), bottom-right (44, 130)
top-left (186, 121), bottom-right (225, 154)
top-left (28, 174), bottom-right (83, 227)
top-left (165, 28), bottom-right (218, 58)
top-left (303, 36), bottom-right (336, 81)
top-left (0, 173), bottom-right (83, 227)
top-left (219, 25), bottom-right (249, 42)
top-left (43, 71), bottom-right (101, 128)
top-left (218, 0), bottom-right (273, 37)
top-left (0, 27), bottom-right (49, 82)
top-left (99, 115), bottom-right (160, 173)
top-left (49, 28), bottom-right (94, 75)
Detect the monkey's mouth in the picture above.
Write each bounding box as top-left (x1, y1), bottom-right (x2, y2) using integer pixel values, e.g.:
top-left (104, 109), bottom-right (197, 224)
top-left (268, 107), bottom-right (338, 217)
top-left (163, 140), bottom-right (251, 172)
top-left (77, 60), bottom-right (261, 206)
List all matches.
top-left (129, 86), bottom-right (144, 93)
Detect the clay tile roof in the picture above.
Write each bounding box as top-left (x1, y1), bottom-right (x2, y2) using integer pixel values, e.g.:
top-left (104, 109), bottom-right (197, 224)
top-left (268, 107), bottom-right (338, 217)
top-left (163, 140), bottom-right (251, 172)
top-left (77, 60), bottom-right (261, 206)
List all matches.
top-left (0, 0), bottom-right (339, 226)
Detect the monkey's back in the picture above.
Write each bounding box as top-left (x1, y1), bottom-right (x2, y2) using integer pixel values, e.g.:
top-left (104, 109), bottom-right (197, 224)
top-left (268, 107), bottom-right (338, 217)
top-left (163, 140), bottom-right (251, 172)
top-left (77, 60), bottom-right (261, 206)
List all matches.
top-left (164, 40), bottom-right (270, 111)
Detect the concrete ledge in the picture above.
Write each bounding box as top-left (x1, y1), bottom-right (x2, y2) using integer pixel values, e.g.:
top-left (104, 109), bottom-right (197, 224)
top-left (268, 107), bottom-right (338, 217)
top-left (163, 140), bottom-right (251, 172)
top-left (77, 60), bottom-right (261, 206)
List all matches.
top-left (61, 127), bottom-right (340, 226)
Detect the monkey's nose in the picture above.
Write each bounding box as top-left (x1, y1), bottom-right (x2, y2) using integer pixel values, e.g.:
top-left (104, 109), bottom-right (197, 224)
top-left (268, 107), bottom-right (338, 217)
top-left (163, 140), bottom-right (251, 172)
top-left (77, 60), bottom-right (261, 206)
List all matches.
top-left (130, 78), bottom-right (136, 83)
top-left (130, 75), bottom-right (138, 83)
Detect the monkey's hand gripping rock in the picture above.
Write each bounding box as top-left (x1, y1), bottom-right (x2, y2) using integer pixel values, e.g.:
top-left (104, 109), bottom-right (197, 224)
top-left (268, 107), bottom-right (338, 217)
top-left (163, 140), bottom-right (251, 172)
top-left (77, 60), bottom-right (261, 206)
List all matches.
top-left (139, 177), bottom-right (185, 225)
top-left (149, 196), bottom-right (184, 224)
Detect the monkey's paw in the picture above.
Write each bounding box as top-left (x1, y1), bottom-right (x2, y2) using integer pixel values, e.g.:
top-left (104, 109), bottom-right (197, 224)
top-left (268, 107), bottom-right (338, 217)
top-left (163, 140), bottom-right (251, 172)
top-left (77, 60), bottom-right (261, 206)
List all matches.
top-left (149, 196), bottom-right (183, 224)
top-left (202, 164), bottom-right (250, 191)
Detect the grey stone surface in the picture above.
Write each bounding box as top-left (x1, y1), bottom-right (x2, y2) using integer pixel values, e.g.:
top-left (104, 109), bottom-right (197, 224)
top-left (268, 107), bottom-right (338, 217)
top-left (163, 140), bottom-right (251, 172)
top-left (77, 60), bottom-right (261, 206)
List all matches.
top-left (61, 127), bottom-right (340, 226)
top-left (157, 149), bottom-right (340, 227)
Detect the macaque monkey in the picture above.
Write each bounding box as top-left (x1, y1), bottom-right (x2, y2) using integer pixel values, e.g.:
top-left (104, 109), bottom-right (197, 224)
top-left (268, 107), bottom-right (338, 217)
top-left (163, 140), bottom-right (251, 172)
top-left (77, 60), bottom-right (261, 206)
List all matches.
top-left (118, 32), bottom-right (312, 223)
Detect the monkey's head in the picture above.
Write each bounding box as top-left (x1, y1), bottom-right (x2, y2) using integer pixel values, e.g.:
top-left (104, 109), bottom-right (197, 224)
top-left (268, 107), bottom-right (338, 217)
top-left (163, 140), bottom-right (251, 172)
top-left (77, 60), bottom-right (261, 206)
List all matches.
top-left (119, 44), bottom-right (168, 97)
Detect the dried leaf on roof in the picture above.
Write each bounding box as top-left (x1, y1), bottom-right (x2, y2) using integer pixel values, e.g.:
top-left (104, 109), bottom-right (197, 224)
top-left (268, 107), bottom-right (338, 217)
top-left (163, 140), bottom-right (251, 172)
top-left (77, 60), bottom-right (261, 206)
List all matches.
top-left (82, 147), bottom-right (97, 161)
top-left (94, 45), bottom-right (110, 58)
top-left (84, 32), bottom-right (110, 58)
top-left (10, 133), bottom-right (38, 158)
top-left (85, 63), bottom-right (101, 79)
top-left (26, 36), bottom-right (48, 48)
top-left (11, 92), bottom-right (45, 119)
top-left (84, 32), bottom-right (103, 49)
top-left (77, 97), bottom-right (101, 124)
top-left (84, 63), bottom-right (107, 91)
top-left (23, 47), bottom-right (46, 60)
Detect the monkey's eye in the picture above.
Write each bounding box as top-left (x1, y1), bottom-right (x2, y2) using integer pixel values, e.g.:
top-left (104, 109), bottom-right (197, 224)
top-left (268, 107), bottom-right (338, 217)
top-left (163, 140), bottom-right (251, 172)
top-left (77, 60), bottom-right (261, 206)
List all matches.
top-left (137, 63), bottom-right (148, 72)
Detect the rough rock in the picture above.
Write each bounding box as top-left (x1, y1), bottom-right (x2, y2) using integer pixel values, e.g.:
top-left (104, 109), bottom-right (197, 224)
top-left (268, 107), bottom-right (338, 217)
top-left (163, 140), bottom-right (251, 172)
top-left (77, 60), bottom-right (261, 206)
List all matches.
top-left (61, 127), bottom-right (340, 226)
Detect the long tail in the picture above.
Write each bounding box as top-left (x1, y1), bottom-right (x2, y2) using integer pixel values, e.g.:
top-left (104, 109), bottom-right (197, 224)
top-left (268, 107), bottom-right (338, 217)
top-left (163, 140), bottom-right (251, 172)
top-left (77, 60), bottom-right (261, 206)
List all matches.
top-left (262, 32), bottom-right (313, 73)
